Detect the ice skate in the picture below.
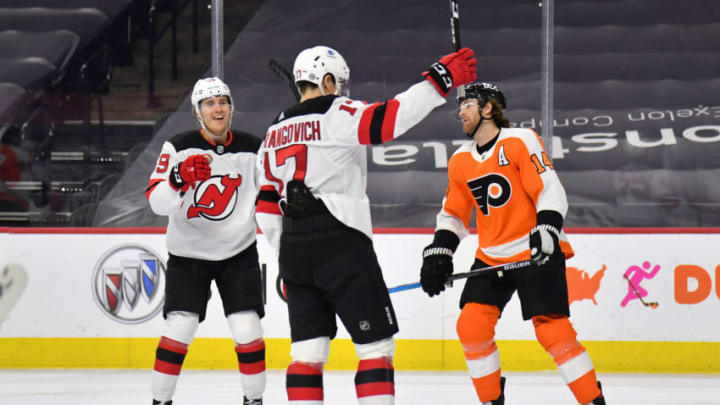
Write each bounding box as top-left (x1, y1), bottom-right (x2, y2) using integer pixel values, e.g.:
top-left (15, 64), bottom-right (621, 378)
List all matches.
top-left (243, 396), bottom-right (262, 405)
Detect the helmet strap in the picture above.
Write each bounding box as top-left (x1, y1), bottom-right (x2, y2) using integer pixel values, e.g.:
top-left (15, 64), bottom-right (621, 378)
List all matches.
top-left (465, 117), bottom-right (491, 139)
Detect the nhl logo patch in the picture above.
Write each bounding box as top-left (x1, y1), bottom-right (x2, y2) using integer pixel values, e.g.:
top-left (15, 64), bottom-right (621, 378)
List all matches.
top-left (216, 145), bottom-right (224, 154)
top-left (359, 320), bottom-right (371, 331)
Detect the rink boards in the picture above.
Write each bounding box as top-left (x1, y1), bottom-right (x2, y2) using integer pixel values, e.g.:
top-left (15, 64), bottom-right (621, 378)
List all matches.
top-left (0, 228), bottom-right (719, 372)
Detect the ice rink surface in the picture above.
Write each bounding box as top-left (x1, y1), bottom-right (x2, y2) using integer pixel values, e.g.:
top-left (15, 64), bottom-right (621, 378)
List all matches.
top-left (1, 369), bottom-right (718, 404)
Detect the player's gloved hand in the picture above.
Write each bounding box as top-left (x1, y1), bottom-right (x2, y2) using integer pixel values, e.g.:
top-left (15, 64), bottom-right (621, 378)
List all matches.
top-left (423, 47), bottom-right (477, 97)
top-left (170, 154), bottom-right (211, 192)
top-left (420, 244), bottom-right (454, 297)
top-left (529, 224), bottom-right (560, 265)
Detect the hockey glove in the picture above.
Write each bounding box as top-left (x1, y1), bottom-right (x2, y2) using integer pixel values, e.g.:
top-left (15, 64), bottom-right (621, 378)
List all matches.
top-left (169, 154), bottom-right (211, 192)
top-left (422, 47), bottom-right (477, 97)
top-left (281, 180), bottom-right (320, 218)
top-left (529, 210), bottom-right (564, 265)
top-left (420, 230), bottom-right (460, 297)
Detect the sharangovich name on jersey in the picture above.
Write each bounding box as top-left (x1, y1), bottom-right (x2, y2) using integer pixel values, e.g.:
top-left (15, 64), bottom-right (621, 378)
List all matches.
top-left (91, 244), bottom-right (166, 324)
top-left (262, 119), bottom-right (322, 148)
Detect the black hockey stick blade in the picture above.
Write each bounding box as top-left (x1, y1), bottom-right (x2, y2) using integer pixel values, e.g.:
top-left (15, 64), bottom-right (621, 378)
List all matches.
top-left (388, 260), bottom-right (533, 294)
top-left (268, 59), bottom-right (301, 102)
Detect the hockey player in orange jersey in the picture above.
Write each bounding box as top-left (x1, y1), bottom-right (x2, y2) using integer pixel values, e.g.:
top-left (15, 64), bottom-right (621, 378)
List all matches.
top-left (418, 82), bottom-right (606, 405)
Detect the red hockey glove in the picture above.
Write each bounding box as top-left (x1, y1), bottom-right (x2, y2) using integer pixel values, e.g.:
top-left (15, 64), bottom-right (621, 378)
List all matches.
top-left (169, 154), bottom-right (211, 192)
top-left (422, 47), bottom-right (477, 97)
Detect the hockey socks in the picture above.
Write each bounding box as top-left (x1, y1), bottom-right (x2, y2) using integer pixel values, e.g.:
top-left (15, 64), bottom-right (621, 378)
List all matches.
top-left (355, 357), bottom-right (395, 405)
top-left (235, 338), bottom-right (266, 400)
top-left (457, 303), bottom-right (504, 403)
top-left (286, 361), bottom-right (323, 404)
top-left (532, 315), bottom-right (602, 404)
top-left (152, 336), bottom-right (189, 402)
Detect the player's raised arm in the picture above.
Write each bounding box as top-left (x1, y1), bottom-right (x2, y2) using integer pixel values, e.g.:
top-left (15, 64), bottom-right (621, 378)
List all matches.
top-left (327, 48), bottom-right (477, 147)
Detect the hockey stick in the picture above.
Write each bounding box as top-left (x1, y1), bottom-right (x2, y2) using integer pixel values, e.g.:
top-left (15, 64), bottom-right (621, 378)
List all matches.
top-left (268, 59), bottom-right (301, 102)
top-left (388, 260), bottom-right (533, 294)
top-left (623, 274), bottom-right (659, 309)
top-left (449, 0), bottom-right (465, 99)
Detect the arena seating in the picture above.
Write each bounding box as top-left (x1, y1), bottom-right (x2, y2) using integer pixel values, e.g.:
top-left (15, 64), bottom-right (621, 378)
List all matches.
top-left (94, 0), bottom-right (720, 228)
top-left (0, 1), bottom-right (137, 225)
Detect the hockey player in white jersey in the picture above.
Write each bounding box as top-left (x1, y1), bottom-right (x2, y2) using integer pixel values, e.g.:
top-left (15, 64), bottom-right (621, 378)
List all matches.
top-left (146, 77), bottom-right (266, 405)
top-left (255, 45), bottom-right (476, 405)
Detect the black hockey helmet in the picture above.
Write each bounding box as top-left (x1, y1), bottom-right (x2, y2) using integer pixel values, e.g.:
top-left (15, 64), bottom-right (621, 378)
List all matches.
top-left (457, 82), bottom-right (507, 109)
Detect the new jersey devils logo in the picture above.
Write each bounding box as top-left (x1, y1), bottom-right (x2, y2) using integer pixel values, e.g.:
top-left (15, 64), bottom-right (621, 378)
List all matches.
top-left (187, 174), bottom-right (243, 220)
top-left (467, 173), bottom-right (511, 215)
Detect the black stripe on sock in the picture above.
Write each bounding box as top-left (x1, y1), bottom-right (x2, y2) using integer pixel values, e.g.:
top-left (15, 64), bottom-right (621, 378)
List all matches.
top-left (156, 347), bottom-right (186, 365)
top-left (354, 368), bottom-right (394, 385)
top-left (286, 373), bottom-right (323, 388)
top-left (236, 348), bottom-right (265, 364)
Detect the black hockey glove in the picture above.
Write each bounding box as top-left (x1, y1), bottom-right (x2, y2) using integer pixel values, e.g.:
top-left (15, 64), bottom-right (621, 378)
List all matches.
top-left (281, 180), bottom-right (320, 218)
top-left (529, 210), bottom-right (563, 265)
top-left (420, 230), bottom-right (460, 297)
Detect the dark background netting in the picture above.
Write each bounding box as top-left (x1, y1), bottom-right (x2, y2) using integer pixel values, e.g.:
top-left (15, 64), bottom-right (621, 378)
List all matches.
top-left (92, 0), bottom-right (720, 228)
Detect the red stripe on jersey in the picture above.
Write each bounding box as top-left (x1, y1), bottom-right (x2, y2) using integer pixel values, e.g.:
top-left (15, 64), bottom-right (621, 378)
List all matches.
top-left (260, 185), bottom-right (278, 193)
top-left (287, 387), bottom-right (324, 401)
top-left (145, 179), bottom-right (165, 199)
top-left (357, 357), bottom-right (393, 372)
top-left (256, 185), bottom-right (282, 215)
top-left (356, 382), bottom-right (395, 398)
top-left (239, 360), bottom-right (266, 375)
top-left (154, 359), bottom-right (182, 375)
top-left (358, 102), bottom-right (381, 145)
top-left (256, 200), bottom-right (281, 215)
top-left (380, 99), bottom-right (400, 143)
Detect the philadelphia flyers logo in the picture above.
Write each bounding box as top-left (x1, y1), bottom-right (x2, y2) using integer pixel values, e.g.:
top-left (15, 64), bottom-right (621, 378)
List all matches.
top-left (467, 173), bottom-right (511, 215)
top-left (187, 175), bottom-right (243, 220)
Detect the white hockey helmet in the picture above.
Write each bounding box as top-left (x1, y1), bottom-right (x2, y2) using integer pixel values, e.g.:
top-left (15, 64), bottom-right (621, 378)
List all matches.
top-left (293, 46), bottom-right (350, 96)
top-left (191, 77), bottom-right (233, 112)
top-left (190, 77), bottom-right (233, 133)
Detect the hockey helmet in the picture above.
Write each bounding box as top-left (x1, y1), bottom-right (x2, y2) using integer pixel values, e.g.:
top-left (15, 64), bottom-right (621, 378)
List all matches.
top-left (458, 82), bottom-right (507, 109)
top-left (191, 77), bottom-right (233, 113)
top-left (190, 77), bottom-right (233, 133)
top-left (293, 45), bottom-right (350, 96)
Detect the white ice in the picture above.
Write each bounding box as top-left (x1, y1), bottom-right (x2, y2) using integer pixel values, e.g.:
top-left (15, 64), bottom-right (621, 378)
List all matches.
top-left (0, 369), bottom-right (718, 404)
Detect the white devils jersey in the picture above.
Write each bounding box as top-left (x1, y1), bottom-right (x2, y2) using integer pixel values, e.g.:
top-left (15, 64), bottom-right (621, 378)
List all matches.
top-left (256, 81), bottom-right (445, 251)
top-left (147, 130), bottom-right (262, 261)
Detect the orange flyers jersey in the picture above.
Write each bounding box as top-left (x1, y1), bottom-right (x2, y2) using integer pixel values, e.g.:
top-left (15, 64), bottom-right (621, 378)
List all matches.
top-left (437, 127), bottom-right (573, 265)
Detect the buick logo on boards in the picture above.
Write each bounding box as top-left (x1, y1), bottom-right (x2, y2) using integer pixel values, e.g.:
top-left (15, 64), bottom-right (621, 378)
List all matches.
top-left (91, 244), bottom-right (166, 324)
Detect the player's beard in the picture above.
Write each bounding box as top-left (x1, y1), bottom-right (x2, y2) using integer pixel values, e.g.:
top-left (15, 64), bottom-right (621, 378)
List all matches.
top-left (462, 117), bottom-right (479, 137)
